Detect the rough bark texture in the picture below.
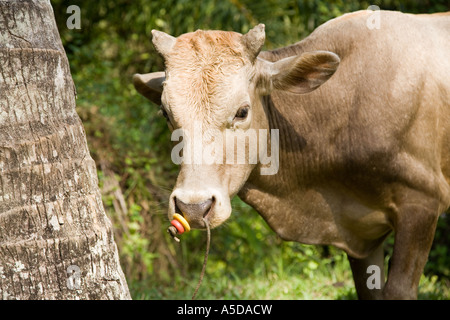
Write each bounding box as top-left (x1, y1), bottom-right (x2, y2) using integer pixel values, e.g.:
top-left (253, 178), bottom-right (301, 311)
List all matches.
top-left (0, 0), bottom-right (131, 299)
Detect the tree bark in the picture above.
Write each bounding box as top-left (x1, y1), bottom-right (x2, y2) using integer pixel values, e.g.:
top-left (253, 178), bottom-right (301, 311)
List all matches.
top-left (0, 0), bottom-right (131, 299)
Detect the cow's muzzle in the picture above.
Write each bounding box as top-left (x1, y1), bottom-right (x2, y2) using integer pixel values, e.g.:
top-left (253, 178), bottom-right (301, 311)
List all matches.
top-left (174, 197), bottom-right (214, 229)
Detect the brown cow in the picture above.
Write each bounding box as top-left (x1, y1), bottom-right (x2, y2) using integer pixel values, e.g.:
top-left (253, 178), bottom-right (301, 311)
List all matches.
top-left (133, 10), bottom-right (450, 299)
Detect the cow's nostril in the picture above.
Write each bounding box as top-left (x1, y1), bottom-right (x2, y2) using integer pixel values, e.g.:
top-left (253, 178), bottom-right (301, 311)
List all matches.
top-left (203, 196), bottom-right (215, 218)
top-left (174, 197), bottom-right (182, 215)
top-left (175, 197), bottom-right (214, 222)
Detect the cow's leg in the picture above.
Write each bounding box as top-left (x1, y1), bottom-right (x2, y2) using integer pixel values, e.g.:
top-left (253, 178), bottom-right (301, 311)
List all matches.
top-left (348, 243), bottom-right (385, 300)
top-left (382, 196), bottom-right (440, 299)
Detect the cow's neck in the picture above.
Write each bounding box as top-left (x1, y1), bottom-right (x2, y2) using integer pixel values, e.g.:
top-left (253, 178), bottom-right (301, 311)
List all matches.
top-left (238, 91), bottom-right (336, 244)
top-left (236, 91), bottom-right (386, 256)
top-left (237, 42), bottom-right (351, 248)
top-left (236, 42), bottom-right (390, 256)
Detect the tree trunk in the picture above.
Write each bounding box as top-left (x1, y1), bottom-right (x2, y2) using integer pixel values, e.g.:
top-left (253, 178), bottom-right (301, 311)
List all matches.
top-left (0, 0), bottom-right (130, 299)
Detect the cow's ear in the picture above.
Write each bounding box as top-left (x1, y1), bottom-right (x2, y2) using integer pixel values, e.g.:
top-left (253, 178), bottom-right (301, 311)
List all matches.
top-left (256, 51), bottom-right (339, 95)
top-left (133, 72), bottom-right (165, 105)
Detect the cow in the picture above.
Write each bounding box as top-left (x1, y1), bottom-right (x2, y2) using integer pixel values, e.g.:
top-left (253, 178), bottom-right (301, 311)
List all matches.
top-left (133, 10), bottom-right (450, 299)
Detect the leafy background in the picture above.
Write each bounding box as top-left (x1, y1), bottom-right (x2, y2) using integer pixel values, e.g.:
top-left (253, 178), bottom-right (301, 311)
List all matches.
top-left (51, 0), bottom-right (449, 299)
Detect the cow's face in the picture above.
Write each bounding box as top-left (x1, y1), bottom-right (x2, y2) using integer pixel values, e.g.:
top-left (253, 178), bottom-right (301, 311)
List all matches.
top-left (134, 25), bottom-right (339, 229)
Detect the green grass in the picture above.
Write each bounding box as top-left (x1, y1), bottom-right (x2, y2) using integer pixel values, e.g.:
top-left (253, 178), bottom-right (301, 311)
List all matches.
top-left (129, 255), bottom-right (450, 300)
top-left (130, 269), bottom-right (357, 300)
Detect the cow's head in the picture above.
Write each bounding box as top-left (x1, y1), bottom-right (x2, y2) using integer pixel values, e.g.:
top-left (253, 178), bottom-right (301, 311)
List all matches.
top-left (133, 25), bottom-right (339, 229)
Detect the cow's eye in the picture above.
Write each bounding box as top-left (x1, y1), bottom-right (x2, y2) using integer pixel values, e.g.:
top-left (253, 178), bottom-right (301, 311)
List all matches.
top-left (159, 105), bottom-right (170, 121)
top-left (234, 105), bottom-right (249, 121)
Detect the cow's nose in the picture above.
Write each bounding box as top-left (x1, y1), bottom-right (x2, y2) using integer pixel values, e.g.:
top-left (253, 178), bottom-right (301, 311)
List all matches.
top-left (174, 197), bottom-right (213, 228)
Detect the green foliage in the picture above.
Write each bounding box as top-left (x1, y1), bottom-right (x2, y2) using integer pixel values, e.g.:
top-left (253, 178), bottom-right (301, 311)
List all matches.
top-left (50, 0), bottom-right (450, 299)
top-left (427, 213), bottom-right (450, 278)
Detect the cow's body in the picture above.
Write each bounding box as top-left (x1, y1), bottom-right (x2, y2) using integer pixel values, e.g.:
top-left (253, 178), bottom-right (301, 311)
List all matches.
top-left (134, 10), bottom-right (450, 299)
top-left (241, 10), bottom-right (450, 258)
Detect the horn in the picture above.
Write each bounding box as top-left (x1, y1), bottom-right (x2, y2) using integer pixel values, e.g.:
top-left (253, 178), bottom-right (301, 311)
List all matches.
top-left (152, 29), bottom-right (176, 58)
top-left (241, 24), bottom-right (266, 62)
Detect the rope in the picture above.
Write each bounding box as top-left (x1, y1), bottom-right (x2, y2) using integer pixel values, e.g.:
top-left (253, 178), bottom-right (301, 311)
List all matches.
top-left (192, 217), bottom-right (211, 300)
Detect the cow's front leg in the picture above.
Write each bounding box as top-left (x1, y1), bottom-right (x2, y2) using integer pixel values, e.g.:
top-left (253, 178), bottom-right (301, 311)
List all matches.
top-left (348, 243), bottom-right (385, 300)
top-left (383, 197), bottom-right (440, 299)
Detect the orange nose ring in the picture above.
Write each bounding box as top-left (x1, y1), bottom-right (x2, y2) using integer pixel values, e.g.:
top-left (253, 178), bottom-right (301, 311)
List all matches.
top-left (172, 213), bottom-right (191, 232)
top-left (167, 213), bottom-right (191, 242)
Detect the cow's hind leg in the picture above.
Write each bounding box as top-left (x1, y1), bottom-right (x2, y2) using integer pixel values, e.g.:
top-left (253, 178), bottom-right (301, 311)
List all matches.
top-left (348, 243), bottom-right (385, 300)
top-left (383, 192), bottom-right (440, 299)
